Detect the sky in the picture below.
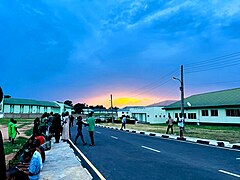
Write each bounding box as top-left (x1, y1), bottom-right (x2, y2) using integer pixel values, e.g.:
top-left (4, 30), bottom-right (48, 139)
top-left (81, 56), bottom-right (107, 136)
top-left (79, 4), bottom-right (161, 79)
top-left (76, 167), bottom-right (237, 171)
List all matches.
top-left (1, 0), bottom-right (240, 108)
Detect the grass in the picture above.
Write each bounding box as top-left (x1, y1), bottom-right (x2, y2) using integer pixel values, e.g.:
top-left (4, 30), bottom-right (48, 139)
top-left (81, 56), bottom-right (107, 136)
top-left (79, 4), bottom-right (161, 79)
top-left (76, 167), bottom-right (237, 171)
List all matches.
top-left (100, 123), bottom-right (240, 143)
top-left (0, 118), bottom-right (34, 126)
top-left (3, 137), bottom-right (28, 155)
top-left (24, 128), bottom-right (33, 136)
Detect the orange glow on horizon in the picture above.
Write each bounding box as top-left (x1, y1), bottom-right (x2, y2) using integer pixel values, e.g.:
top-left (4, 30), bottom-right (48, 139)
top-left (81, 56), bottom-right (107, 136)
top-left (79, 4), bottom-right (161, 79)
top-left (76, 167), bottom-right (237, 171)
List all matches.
top-left (78, 93), bottom-right (176, 108)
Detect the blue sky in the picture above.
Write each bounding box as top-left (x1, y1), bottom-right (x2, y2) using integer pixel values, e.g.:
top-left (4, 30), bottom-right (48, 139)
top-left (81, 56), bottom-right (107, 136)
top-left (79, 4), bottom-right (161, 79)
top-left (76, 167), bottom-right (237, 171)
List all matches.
top-left (1, 0), bottom-right (240, 107)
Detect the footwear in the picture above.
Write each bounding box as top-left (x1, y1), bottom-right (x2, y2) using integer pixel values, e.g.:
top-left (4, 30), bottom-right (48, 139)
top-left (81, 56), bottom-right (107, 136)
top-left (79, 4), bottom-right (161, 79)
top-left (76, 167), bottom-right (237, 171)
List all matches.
top-left (89, 144), bottom-right (95, 146)
top-left (83, 142), bottom-right (87, 146)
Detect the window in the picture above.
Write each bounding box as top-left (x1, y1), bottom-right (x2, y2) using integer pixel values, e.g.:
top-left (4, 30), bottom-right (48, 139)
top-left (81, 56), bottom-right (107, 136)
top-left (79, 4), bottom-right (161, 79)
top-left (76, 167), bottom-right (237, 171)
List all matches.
top-left (226, 109), bottom-right (240, 117)
top-left (147, 115), bottom-right (149, 117)
top-left (10, 105), bottom-right (14, 113)
top-left (188, 113), bottom-right (196, 119)
top-left (29, 106), bottom-right (33, 113)
top-left (159, 115), bottom-right (161, 118)
top-left (202, 110), bottom-right (208, 116)
top-left (211, 110), bottom-right (218, 116)
top-left (155, 115), bottom-right (157, 118)
top-left (20, 105), bottom-right (24, 113)
top-left (163, 115), bottom-right (166, 118)
top-left (175, 113), bottom-right (178, 118)
top-left (122, 112), bottom-right (124, 114)
top-left (179, 113), bottom-right (186, 118)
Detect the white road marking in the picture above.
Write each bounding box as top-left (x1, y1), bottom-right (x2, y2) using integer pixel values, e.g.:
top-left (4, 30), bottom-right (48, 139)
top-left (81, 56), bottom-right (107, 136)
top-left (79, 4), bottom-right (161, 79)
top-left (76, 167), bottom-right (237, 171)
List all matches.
top-left (141, 146), bottom-right (160, 153)
top-left (76, 156), bottom-right (81, 162)
top-left (219, 170), bottom-right (240, 178)
top-left (69, 139), bottom-right (106, 180)
top-left (96, 131), bottom-right (101, 134)
top-left (111, 136), bottom-right (118, 139)
top-left (236, 158), bottom-right (240, 160)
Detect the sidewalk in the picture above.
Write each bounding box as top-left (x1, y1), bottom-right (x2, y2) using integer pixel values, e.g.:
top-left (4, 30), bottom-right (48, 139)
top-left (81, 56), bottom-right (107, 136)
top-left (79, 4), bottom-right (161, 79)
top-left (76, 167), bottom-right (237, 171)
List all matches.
top-left (40, 140), bottom-right (92, 180)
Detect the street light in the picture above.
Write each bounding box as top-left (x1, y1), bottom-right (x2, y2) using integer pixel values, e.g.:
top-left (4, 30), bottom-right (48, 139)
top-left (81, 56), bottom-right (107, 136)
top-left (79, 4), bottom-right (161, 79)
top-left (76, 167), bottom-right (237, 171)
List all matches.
top-left (173, 65), bottom-right (185, 138)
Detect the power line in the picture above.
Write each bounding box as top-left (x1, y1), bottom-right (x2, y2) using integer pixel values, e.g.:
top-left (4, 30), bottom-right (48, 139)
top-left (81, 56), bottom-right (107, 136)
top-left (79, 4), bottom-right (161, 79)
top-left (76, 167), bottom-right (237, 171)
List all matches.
top-left (127, 68), bottom-right (179, 96)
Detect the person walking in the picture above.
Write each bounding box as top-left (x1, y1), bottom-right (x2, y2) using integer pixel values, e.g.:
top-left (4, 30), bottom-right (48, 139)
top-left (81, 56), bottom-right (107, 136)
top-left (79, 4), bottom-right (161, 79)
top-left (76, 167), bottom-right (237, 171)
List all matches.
top-left (62, 112), bottom-right (70, 141)
top-left (8, 118), bottom-right (14, 142)
top-left (178, 114), bottom-right (185, 138)
top-left (87, 112), bottom-right (95, 146)
top-left (11, 120), bottom-right (20, 145)
top-left (74, 116), bottom-right (87, 145)
top-left (120, 115), bottom-right (126, 130)
top-left (166, 115), bottom-right (174, 134)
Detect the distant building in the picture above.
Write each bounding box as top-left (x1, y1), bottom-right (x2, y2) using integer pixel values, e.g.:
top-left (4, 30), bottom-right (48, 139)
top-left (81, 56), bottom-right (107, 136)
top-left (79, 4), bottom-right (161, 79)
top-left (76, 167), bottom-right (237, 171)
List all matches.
top-left (164, 88), bottom-right (240, 125)
top-left (118, 100), bottom-right (177, 124)
top-left (0, 97), bottom-right (72, 118)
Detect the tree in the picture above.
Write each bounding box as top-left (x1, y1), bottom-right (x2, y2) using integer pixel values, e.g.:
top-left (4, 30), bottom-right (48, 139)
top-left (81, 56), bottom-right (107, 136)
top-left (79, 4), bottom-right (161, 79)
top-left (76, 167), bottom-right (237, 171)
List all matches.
top-left (73, 103), bottom-right (87, 114)
top-left (64, 100), bottom-right (73, 107)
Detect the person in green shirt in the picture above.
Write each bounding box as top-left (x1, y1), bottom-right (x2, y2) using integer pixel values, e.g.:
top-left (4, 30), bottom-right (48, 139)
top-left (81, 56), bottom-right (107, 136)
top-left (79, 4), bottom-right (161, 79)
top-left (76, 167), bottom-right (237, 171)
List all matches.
top-left (8, 118), bottom-right (14, 142)
top-left (87, 112), bottom-right (95, 146)
top-left (11, 120), bottom-right (20, 145)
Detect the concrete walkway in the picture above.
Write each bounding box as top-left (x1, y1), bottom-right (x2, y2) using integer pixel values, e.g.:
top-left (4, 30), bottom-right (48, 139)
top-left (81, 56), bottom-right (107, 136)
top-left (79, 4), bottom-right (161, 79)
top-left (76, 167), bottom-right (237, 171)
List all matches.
top-left (40, 140), bottom-right (92, 180)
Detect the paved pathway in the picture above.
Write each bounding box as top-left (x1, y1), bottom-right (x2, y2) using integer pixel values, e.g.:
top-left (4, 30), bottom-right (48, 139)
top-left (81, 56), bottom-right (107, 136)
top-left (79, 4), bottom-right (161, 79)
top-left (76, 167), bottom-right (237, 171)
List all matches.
top-left (40, 140), bottom-right (92, 180)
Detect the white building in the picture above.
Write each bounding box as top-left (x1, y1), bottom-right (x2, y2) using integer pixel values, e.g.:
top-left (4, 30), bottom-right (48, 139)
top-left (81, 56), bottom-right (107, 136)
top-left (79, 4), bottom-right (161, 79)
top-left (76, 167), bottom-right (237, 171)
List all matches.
top-left (0, 97), bottom-right (72, 118)
top-left (118, 100), bottom-right (176, 124)
top-left (164, 88), bottom-right (240, 125)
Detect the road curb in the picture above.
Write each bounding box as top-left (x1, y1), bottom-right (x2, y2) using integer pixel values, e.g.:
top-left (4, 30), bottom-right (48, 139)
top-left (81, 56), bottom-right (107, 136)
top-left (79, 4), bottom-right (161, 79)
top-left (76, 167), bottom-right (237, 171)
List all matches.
top-left (95, 124), bottom-right (239, 150)
top-left (68, 139), bottom-right (106, 180)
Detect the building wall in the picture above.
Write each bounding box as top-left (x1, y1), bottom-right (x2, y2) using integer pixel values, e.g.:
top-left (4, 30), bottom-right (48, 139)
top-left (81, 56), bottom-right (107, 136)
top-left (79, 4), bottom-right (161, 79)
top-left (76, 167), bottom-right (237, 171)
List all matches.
top-left (166, 107), bottom-right (240, 124)
top-left (118, 106), bottom-right (168, 124)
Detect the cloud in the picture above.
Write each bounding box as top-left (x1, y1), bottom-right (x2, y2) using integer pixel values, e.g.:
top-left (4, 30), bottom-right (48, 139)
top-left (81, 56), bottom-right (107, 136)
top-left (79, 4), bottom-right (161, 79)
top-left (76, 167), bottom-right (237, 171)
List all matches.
top-left (127, 1), bottom-right (193, 29)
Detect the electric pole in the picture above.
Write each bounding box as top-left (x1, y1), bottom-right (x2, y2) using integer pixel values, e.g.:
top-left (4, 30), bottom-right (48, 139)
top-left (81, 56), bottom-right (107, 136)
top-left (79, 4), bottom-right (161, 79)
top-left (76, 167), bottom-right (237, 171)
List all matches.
top-left (110, 94), bottom-right (114, 124)
top-left (180, 65), bottom-right (184, 118)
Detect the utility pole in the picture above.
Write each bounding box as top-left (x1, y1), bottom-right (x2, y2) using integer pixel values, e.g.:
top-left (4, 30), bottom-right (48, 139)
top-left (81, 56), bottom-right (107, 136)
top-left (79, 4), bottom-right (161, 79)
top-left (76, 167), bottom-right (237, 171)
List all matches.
top-left (180, 65), bottom-right (184, 118)
top-left (110, 94), bottom-right (114, 124)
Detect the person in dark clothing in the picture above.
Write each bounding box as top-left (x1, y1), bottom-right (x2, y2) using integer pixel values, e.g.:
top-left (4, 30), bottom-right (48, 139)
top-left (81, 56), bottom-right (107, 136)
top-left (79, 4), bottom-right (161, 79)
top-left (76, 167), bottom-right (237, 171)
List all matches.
top-left (74, 116), bottom-right (87, 145)
top-left (52, 114), bottom-right (62, 143)
top-left (69, 115), bottom-right (74, 128)
top-left (33, 118), bottom-right (40, 137)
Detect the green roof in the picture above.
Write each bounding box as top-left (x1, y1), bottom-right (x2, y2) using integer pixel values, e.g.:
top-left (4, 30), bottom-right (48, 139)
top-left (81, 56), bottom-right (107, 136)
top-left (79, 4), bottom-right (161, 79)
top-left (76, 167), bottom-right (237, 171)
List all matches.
top-left (3, 98), bottom-right (59, 108)
top-left (164, 88), bottom-right (240, 109)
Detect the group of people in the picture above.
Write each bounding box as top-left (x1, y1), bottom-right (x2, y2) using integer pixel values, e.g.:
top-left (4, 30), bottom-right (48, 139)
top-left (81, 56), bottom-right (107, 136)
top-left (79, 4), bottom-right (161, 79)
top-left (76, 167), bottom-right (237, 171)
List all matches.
top-left (166, 114), bottom-right (185, 138)
top-left (74, 112), bottom-right (96, 146)
top-left (6, 116), bottom-right (47, 180)
top-left (8, 118), bottom-right (20, 144)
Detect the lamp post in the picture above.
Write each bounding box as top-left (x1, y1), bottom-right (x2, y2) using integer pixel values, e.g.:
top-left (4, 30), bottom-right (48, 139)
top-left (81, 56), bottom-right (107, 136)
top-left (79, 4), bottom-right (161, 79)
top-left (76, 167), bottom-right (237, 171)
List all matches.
top-left (173, 65), bottom-right (184, 120)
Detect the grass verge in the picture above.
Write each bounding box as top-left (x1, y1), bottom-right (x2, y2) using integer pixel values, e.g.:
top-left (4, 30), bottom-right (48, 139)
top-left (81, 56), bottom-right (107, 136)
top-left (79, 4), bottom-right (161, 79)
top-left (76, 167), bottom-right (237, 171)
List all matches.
top-left (100, 123), bottom-right (240, 143)
top-left (0, 118), bottom-right (34, 126)
top-left (3, 137), bottom-right (28, 155)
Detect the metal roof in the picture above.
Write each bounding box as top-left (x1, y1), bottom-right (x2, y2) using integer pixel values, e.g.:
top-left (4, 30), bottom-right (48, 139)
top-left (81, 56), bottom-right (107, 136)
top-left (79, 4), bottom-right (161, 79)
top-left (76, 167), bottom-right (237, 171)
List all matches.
top-left (147, 100), bottom-right (177, 107)
top-left (164, 88), bottom-right (240, 110)
top-left (3, 98), bottom-right (59, 108)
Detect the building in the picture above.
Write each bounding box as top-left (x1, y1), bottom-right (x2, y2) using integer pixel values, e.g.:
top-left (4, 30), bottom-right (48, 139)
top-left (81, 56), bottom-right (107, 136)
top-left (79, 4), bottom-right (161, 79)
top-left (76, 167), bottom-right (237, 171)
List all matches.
top-left (0, 97), bottom-right (72, 118)
top-left (164, 88), bottom-right (240, 125)
top-left (118, 100), bottom-right (176, 124)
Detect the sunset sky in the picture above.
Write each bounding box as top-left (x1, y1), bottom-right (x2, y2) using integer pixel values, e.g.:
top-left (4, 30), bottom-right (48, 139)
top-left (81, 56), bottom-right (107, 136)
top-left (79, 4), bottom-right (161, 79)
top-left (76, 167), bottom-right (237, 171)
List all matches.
top-left (1, 0), bottom-right (240, 108)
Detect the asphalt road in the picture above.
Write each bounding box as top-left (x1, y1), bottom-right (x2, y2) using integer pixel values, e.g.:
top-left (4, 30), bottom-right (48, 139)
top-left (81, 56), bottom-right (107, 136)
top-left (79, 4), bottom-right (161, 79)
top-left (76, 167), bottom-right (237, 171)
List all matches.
top-left (70, 125), bottom-right (240, 180)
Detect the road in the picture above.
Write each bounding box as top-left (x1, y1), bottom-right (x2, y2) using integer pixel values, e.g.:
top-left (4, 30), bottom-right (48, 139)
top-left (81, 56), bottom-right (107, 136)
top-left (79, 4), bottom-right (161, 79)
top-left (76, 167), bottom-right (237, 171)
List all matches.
top-left (70, 125), bottom-right (240, 180)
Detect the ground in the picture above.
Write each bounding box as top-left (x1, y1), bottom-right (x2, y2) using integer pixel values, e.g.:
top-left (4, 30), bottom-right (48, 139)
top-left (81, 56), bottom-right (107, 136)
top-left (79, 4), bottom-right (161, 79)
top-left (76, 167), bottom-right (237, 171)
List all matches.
top-left (0, 119), bottom-right (34, 165)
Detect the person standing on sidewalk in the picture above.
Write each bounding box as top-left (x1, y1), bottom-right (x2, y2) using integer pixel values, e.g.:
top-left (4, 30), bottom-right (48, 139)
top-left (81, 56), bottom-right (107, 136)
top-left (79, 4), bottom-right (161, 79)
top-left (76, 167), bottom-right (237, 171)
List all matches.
top-left (120, 115), bottom-right (126, 130)
top-left (178, 114), bottom-right (185, 138)
top-left (74, 116), bottom-right (87, 145)
top-left (87, 112), bottom-right (95, 146)
top-left (166, 115), bottom-right (174, 134)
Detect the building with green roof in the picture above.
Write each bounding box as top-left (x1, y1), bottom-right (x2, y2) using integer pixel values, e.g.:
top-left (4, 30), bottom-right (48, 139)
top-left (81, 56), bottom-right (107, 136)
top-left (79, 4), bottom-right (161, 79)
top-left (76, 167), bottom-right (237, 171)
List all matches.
top-left (0, 97), bottom-right (72, 118)
top-left (164, 88), bottom-right (240, 124)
